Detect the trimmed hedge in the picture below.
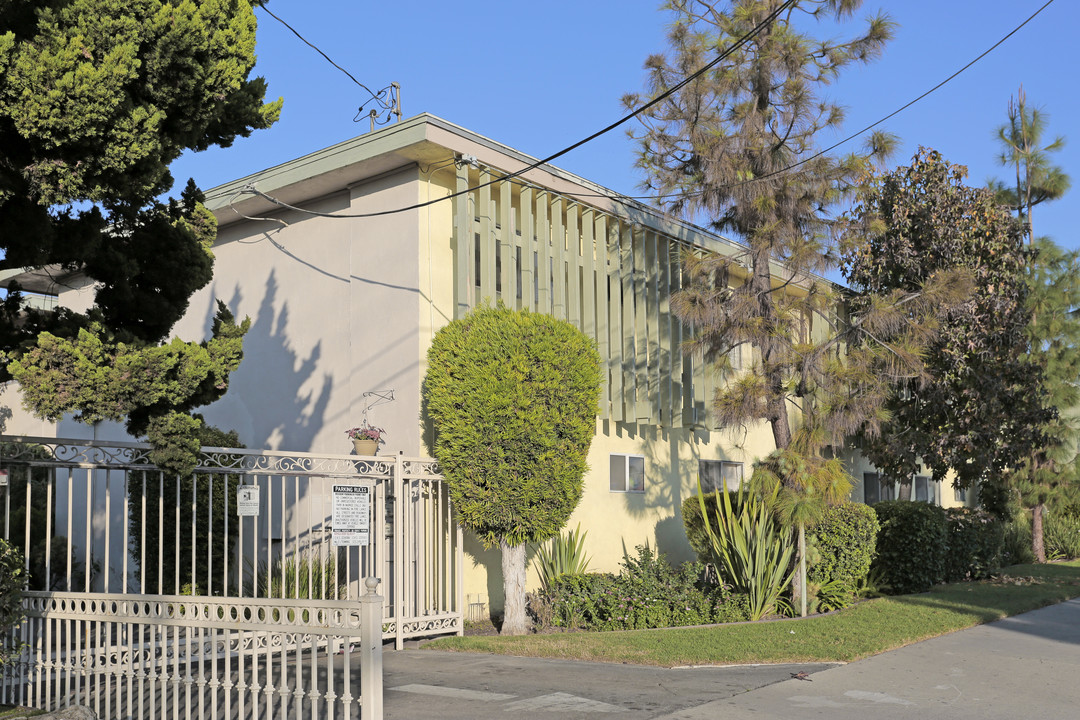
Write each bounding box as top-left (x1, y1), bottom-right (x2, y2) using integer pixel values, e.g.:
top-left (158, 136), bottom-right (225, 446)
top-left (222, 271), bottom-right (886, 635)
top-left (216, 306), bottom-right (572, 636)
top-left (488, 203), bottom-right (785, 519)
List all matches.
top-left (943, 508), bottom-right (1004, 581)
top-left (871, 501), bottom-right (947, 594)
top-left (808, 502), bottom-right (879, 589)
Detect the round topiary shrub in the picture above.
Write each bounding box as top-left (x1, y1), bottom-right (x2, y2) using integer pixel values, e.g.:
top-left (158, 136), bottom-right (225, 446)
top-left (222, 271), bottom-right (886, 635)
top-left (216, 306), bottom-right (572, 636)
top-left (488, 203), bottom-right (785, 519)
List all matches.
top-left (808, 502), bottom-right (880, 589)
top-left (424, 304), bottom-right (601, 635)
top-left (871, 500), bottom-right (947, 594)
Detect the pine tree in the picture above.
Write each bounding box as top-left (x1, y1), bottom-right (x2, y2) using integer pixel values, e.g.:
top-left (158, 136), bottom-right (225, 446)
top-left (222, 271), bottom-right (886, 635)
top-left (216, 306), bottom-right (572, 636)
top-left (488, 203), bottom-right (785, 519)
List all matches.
top-left (987, 89), bottom-right (1077, 561)
top-left (988, 85), bottom-right (1070, 243)
top-left (625, 0), bottom-right (960, 610)
top-left (0, 0), bottom-right (281, 473)
top-left (1003, 239), bottom-right (1080, 562)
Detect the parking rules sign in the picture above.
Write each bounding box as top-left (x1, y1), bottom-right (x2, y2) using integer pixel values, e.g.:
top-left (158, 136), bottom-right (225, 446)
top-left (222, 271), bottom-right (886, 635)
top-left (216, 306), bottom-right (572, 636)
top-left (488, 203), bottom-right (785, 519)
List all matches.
top-left (237, 485), bottom-right (259, 517)
top-left (332, 485), bottom-right (370, 546)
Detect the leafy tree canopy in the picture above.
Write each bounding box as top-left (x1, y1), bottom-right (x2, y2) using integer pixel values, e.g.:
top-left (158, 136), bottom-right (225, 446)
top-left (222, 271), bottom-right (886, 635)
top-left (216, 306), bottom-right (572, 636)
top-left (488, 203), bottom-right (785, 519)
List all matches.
top-left (843, 148), bottom-right (1048, 506)
top-left (0, 0), bottom-right (280, 472)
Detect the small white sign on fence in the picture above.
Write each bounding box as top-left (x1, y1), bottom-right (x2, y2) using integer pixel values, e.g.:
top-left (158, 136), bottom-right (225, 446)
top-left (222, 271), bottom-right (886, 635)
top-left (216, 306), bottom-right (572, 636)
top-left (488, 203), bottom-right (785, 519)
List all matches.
top-left (332, 484), bottom-right (371, 546)
top-left (237, 485), bottom-right (260, 517)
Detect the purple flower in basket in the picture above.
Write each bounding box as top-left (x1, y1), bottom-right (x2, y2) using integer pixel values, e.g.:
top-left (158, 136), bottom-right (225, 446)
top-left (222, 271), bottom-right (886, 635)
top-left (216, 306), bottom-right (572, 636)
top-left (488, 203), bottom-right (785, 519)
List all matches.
top-left (345, 423), bottom-right (387, 444)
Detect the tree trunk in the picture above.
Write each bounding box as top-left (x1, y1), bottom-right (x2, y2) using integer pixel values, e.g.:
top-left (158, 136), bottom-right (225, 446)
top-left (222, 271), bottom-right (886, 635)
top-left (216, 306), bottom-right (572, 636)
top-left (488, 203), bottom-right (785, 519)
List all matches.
top-left (499, 539), bottom-right (530, 635)
top-left (798, 524), bottom-right (807, 617)
top-left (1032, 502), bottom-right (1046, 564)
top-left (749, 246), bottom-right (792, 454)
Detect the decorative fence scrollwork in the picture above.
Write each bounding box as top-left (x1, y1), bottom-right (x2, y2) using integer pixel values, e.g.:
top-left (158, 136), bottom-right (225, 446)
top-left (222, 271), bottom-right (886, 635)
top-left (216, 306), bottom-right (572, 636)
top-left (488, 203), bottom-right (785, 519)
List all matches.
top-left (0, 436), bottom-right (463, 719)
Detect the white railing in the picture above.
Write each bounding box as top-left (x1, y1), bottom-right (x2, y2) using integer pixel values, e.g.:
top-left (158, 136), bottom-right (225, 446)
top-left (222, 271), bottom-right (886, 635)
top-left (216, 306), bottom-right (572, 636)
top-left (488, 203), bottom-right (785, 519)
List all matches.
top-left (0, 436), bottom-right (463, 718)
top-left (8, 581), bottom-right (383, 719)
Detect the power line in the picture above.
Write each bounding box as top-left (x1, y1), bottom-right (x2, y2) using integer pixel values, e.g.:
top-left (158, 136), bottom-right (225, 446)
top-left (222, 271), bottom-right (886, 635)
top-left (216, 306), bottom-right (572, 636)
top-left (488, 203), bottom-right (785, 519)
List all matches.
top-left (236, 0), bottom-right (1055, 220)
top-left (234, 0), bottom-right (798, 219)
top-left (254, 1), bottom-right (395, 113)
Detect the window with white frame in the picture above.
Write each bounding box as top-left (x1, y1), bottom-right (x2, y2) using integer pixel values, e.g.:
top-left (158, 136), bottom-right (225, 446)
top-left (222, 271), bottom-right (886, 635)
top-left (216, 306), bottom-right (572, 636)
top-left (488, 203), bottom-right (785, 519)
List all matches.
top-left (698, 460), bottom-right (744, 493)
top-left (610, 454), bottom-right (645, 493)
top-left (727, 345), bottom-right (742, 372)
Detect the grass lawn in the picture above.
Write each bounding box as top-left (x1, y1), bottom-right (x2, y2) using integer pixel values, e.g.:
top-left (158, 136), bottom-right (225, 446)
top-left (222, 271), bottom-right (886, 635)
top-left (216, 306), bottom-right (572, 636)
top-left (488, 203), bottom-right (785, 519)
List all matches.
top-left (425, 562), bottom-right (1080, 666)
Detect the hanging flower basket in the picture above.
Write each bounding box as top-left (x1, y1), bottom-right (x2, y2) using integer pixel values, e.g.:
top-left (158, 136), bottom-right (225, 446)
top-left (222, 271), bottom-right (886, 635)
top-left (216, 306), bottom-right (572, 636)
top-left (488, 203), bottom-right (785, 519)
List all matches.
top-left (346, 423), bottom-right (385, 456)
top-left (352, 438), bottom-right (378, 456)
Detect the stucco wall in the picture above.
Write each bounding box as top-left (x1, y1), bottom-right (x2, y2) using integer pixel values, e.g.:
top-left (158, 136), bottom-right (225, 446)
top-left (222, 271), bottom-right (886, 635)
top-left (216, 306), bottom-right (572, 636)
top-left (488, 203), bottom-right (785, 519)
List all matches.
top-left (48, 167), bottom-right (427, 456)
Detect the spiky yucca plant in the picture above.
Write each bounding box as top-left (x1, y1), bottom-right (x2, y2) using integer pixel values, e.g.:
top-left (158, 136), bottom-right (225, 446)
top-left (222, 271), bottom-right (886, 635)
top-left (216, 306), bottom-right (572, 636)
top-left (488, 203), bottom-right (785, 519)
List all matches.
top-left (533, 524), bottom-right (591, 592)
top-left (697, 480), bottom-right (794, 621)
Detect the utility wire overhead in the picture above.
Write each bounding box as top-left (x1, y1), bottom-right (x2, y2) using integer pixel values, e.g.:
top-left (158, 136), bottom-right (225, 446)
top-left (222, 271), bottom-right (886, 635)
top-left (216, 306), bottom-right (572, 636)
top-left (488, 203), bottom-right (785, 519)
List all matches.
top-left (255, 1), bottom-right (398, 117)
top-left (234, 0), bottom-right (798, 218)
top-left (236, 0), bottom-right (1056, 220)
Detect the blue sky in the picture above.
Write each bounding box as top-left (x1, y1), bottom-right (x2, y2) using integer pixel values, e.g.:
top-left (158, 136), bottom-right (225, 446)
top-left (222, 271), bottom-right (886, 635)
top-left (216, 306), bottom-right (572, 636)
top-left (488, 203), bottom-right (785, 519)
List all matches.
top-left (171, 0), bottom-right (1078, 250)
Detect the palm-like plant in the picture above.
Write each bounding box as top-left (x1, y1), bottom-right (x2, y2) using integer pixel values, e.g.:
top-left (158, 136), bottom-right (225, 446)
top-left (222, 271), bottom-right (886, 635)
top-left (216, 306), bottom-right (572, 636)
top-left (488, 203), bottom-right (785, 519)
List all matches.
top-left (752, 449), bottom-right (852, 617)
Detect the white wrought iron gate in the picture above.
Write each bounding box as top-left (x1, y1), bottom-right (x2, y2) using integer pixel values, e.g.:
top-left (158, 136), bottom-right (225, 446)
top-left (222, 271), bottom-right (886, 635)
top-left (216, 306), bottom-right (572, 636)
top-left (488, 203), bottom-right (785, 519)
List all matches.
top-left (0, 436), bottom-right (463, 719)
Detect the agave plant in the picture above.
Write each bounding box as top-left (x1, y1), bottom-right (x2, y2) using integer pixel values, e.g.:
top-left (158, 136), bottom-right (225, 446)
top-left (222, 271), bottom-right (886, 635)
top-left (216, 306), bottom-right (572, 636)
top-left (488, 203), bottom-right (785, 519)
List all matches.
top-left (697, 479), bottom-right (794, 621)
top-left (533, 524), bottom-right (591, 592)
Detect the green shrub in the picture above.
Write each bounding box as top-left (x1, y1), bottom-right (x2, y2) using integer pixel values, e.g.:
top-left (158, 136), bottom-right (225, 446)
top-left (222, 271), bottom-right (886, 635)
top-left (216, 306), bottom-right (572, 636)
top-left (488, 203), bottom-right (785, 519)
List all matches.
top-left (811, 578), bottom-right (853, 612)
top-left (697, 483), bottom-right (794, 620)
top-left (1002, 515), bottom-right (1035, 565)
top-left (0, 539), bottom-right (26, 664)
top-left (808, 502), bottom-right (879, 589)
top-left (1044, 509), bottom-right (1080, 560)
top-left (871, 501), bottom-right (947, 594)
top-left (260, 550), bottom-right (346, 600)
top-left (943, 508), bottom-right (1004, 581)
top-left (541, 572), bottom-right (618, 629)
top-left (535, 545), bottom-right (750, 631)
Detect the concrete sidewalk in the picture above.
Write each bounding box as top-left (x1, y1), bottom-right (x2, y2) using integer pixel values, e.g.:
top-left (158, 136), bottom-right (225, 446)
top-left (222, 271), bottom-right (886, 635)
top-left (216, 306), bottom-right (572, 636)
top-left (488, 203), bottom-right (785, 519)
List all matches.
top-left (658, 597), bottom-right (1080, 719)
top-left (385, 598), bottom-right (1080, 719)
top-left (383, 650), bottom-right (834, 719)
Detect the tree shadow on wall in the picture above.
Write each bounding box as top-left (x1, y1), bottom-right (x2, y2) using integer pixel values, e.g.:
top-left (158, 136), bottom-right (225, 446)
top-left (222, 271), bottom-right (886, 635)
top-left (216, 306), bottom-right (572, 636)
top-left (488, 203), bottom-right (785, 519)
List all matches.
top-left (210, 269), bottom-right (333, 451)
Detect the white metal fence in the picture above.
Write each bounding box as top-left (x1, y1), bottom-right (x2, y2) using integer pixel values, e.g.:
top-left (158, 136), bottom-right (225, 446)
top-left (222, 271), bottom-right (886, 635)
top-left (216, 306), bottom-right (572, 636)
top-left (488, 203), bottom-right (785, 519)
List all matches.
top-left (0, 436), bottom-right (463, 719)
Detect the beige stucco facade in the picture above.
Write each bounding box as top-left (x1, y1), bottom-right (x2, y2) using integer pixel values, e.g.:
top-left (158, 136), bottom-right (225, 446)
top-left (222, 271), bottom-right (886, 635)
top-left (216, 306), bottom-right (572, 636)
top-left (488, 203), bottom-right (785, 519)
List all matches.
top-left (1, 114), bottom-right (969, 612)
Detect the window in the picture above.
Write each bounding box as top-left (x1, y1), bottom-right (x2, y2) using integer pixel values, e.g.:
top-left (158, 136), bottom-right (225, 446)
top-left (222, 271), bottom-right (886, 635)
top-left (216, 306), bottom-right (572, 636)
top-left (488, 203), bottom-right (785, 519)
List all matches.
top-left (727, 345), bottom-right (742, 372)
top-left (698, 460), bottom-right (744, 493)
top-left (914, 475), bottom-right (939, 504)
top-left (865, 473), bottom-right (941, 505)
top-left (863, 472), bottom-right (894, 505)
top-left (954, 486), bottom-right (967, 503)
top-left (610, 454), bottom-right (644, 493)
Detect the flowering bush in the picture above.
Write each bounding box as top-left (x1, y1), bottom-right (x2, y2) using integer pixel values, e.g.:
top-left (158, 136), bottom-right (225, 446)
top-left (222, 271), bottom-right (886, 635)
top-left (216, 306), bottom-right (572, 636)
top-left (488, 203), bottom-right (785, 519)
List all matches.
top-left (345, 423), bottom-right (386, 443)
